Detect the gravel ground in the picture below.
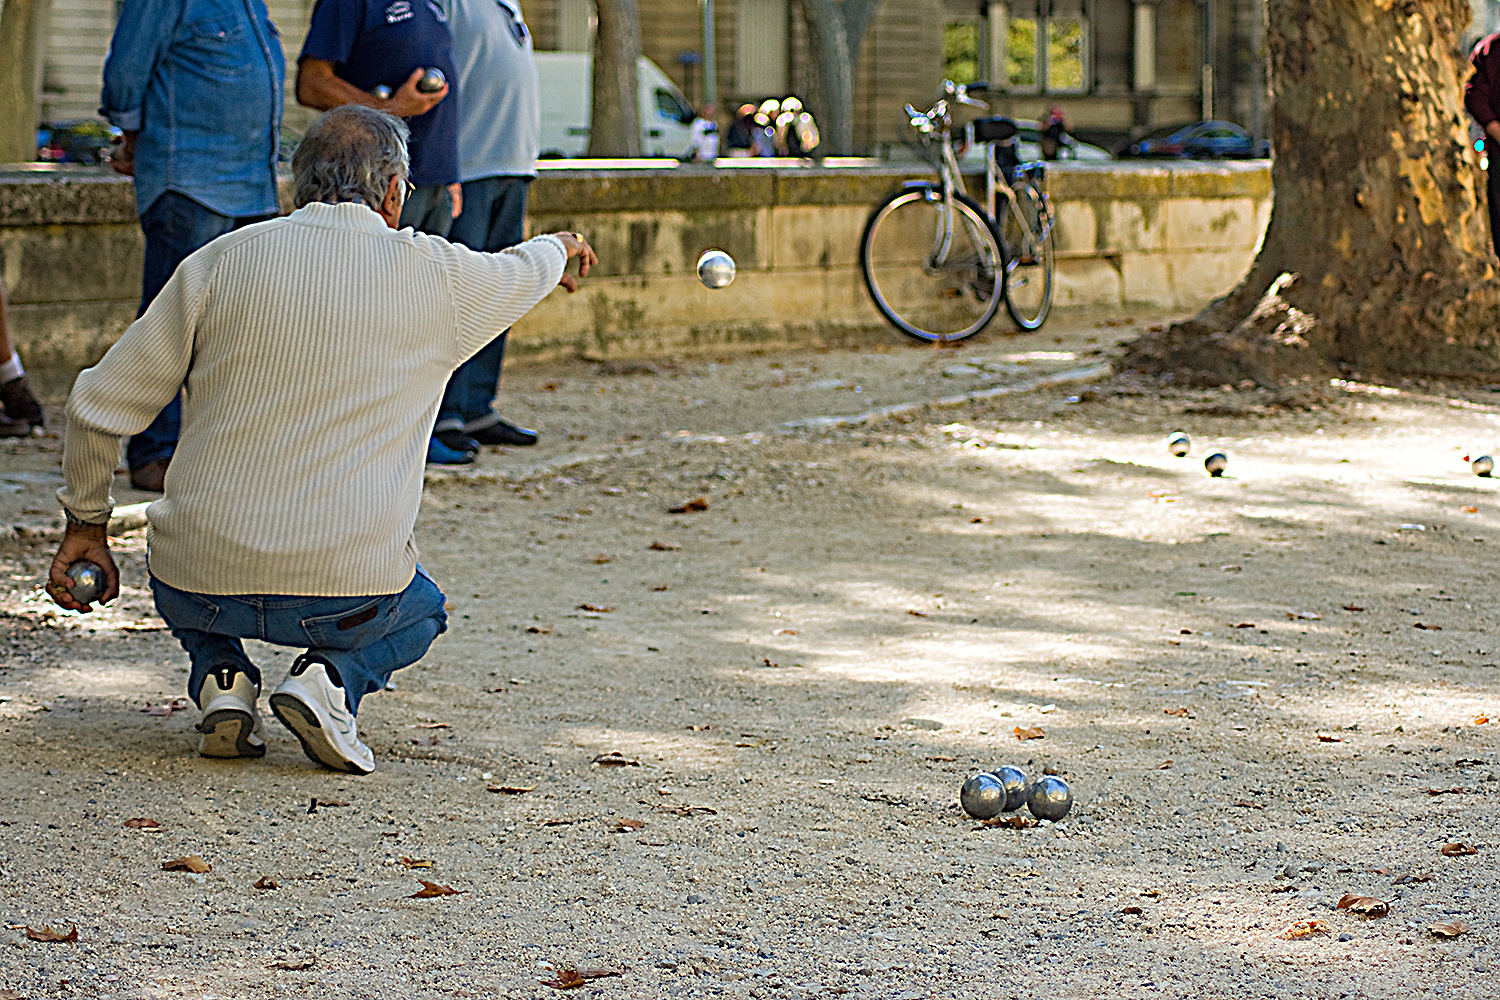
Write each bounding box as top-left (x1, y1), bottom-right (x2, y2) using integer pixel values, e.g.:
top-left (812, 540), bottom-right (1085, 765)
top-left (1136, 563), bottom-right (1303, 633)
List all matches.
top-left (2, 316), bottom-right (1499, 999)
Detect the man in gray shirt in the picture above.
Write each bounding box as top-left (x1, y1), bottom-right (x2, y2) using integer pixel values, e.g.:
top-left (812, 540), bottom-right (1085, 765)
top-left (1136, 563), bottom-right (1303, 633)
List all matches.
top-left (429, 0), bottom-right (543, 461)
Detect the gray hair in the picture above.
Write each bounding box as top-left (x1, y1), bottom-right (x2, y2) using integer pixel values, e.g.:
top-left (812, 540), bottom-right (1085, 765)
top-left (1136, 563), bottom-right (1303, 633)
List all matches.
top-left (292, 104), bottom-right (411, 210)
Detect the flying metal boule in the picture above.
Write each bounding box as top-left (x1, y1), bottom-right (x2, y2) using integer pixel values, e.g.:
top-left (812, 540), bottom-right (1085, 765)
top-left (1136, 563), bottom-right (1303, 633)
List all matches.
top-left (697, 250), bottom-right (736, 289)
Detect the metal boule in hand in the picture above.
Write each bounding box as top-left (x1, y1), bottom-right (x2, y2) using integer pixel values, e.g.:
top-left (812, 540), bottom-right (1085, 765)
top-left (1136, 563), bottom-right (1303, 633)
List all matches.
top-left (697, 249), bottom-right (736, 289)
top-left (990, 764), bottom-right (1030, 812)
top-left (959, 773), bottom-right (1004, 819)
top-left (372, 84), bottom-right (393, 100)
top-left (65, 560), bottom-right (105, 605)
top-left (1474, 455), bottom-right (1494, 477)
top-left (1026, 775), bottom-right (1073, 821)
top-left (1167, 431), bottom-right (1190, 458)
top-left (416, 68), bottom-right (446, 94)
top-left (1204, 451), bottom-right (1228, 477)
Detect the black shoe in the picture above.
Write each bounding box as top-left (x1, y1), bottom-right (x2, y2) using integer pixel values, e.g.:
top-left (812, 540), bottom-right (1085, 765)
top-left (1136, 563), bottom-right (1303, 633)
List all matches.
top-left (468, 419), bottom-right (538, 447)
top-left (0, 376), bottom-right (43, 430)
top-left (434, 428), bottom-right (481, 454)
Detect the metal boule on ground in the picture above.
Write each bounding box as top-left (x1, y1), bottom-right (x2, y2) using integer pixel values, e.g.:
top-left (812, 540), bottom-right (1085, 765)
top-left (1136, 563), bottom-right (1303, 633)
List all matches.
top-left (1168, 431), bottom-right (1190, 457)
top-left (1204, 451), bottom-right (1228, 477)
top-left (1026, 776), bottom-right (1074, 821)
top-left (960, 773), bottom-right (1005, 819)
top-left (991, 764), bottom-right (1030, 812)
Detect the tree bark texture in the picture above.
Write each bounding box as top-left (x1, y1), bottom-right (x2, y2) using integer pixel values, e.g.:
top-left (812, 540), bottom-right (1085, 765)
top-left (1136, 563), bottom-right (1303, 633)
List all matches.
top-left (1119, 0), bottom-right (1500, 386)
top-left (797, 0), bottom-right (883, 156)
top-left (587, 0), bottom-right (642, 158)
top-left (0, 0), bottom-right (49, 164)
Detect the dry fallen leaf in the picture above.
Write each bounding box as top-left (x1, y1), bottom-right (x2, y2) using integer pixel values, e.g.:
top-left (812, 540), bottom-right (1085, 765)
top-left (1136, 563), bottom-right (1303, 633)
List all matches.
top-left (526, 626), bottom-right (552, 634)
top-left (906, 609), bottom-right (928, 617)
top-left (1120, 905), bottom-right (1143, 915)
top-left (253, 877), bottom-right (279, 890)
top-left (591, 554), bottom-right (612, 564)
top-left (1282, 919), bottom-right (1330, 939)
top-left (413, 723), bottom-right (449, 730)
top-left (1317, 734), bottom-right (1343, 743)
top-left (1234, 799), bottom-right (1265, 810)
top-left (668, 496), bottom-right (709, 513)
top-left (25, 924), bottom-right (78, 943)
top-left (122, 817), bottom-right (161, 829)
top-left (1462, 506), bottom-right (1480, 514)
top-left (267, 956), bottom-right (316, 971)
top-left (926, 755), bottom-right (957, 762)
top-left (612, 819), bottom-right (646, 833)
top-left (1392, 872), bottom-right (1434, 884)
top-left (1163, 707), bottom-right (1190, 717)
top-left (1013, 726), bottom-right (1045, 741)
top-left (398, 857), bottom-right (434, 869)
top-left (1155, 760), bottom-right (1173, 769)
top-left (487, 784), bottom-right (536, 795)
top-left (540, 969), bottom-right (587, 990)
top-left (577, 603), bottom-right (614, 613)
top-left (970, 516), bottom-right (991, 524)
top-left (408, 880), bottom-right (461, 898)
top-left (1336, 894), bottom-right (1390, 918)
top-left (313, 798), bottom-right (350, 807)
top-left (648, 541), bottom-right (680, 551)
top-left (1341, 603), bottom-right (1365, 611)
top-left (162, 855), bottom-right (211, 873)
top-left (1427, 787), bottom-right (1468, 797)
top-left (592, 752), bottom-right (640, 767)
top-left (1413, 623), bottom-right (1442, 630)
top-left (659, 805), bottom-right (717, 817)
top-left (1475, 716), bottom-right (1490, 726)
top-left (1430, 921), bottom-right (1469, 938)
top-left (1230, 622), bottom-right (1256, 629)
top-left (650, 584), bottom-right (670, 591)
top-left (1441, 842), bottom-right (1478, 856)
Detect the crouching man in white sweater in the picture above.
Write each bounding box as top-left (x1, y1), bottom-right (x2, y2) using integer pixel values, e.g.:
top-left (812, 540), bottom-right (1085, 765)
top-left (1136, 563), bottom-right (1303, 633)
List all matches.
top-left (46, 105), bottom-right (596, 775)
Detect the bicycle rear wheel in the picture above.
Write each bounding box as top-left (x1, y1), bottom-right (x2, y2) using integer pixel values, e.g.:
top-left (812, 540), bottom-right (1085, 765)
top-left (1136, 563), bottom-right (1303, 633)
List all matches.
top-left (860, 187), bottom-right (1005, 343)
top-left (999, 182), bottom-right (1055, 331)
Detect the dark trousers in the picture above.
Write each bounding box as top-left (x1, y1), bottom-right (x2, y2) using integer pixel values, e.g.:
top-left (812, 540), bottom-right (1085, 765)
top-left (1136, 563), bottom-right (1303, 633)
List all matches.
top-left (1489, 161), bottom-right (1500, 258)
top-left (435, 175), bottom-right (531, 433)
top-left (127, 192), bottom-right (273, 471)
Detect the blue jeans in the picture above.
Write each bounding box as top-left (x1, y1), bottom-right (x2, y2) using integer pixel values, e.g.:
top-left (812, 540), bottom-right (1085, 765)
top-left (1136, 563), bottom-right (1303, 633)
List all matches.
top-left (128, 191), bottom-right (275, 471)
top-left (151, 567), bottom-right (448, 714)
top-left (436, 176), bottom-right (531, 433)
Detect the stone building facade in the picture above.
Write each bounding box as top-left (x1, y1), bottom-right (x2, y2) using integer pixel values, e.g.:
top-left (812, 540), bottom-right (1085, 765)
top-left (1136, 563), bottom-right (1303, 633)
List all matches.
top-left (28, 0), bottom-right (1272, 155)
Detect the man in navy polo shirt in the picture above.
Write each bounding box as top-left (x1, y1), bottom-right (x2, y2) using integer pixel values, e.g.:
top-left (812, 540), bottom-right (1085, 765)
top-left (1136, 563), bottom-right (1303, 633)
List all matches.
top-left (297, 0), bottom-right (463, 246)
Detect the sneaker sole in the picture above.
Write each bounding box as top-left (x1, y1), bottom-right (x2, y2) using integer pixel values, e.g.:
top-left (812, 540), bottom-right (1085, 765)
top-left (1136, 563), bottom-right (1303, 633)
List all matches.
top-left (198, 708), bottom-right (266, 759)
top-left (269, 691), bottom-right (374, 775)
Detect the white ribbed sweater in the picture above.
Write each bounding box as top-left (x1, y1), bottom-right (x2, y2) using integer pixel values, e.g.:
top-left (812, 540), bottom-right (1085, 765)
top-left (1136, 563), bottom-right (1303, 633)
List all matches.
top-left (60, 201), bottom-right (566, 596)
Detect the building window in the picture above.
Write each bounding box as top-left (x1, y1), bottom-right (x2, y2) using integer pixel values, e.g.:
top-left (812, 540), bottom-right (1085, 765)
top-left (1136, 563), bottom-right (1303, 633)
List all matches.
top-left (944, 21), bottom-right (983, 85)
top-left (999, 1), bottom-right (1088, 95)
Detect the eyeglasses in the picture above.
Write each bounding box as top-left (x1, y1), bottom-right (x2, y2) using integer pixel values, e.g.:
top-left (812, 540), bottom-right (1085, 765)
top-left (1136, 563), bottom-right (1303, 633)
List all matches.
top-left (403, 179), bottom-right (416, 199)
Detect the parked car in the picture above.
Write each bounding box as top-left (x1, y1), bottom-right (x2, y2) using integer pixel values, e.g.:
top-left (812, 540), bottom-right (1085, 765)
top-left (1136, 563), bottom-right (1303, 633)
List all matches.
top-left (36, 119), bottom-right (120, 165)
top-left (1118, 120), bottom-right (1269, 159)
top-left (954, 118), bottom-right (1112, 166)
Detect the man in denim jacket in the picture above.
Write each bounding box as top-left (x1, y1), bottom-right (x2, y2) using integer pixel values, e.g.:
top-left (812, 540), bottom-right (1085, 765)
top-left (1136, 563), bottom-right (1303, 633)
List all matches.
top-left (101, 0), bottom-right (285, 493)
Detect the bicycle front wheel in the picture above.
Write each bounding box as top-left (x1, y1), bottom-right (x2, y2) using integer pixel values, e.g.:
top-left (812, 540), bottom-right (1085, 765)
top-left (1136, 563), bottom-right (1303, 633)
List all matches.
top-left (860, 188), bottom-right (1005, 343)
top-left (999, 182), bottom-right (1055, 331)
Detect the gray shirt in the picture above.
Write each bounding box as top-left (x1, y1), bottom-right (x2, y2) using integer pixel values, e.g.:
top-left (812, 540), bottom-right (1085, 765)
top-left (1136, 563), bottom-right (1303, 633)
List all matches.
top-left (441, 0), bottom-right (541, 181)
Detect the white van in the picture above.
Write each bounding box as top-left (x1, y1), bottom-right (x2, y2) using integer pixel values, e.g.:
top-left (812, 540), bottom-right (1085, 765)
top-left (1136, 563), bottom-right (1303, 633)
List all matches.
top-left (534, 52), bottom-right (697, 159)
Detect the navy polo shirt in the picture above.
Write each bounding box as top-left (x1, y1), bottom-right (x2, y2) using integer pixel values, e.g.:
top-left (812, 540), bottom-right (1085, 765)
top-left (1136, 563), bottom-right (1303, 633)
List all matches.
top-left (301, 0), bottom-right (460, 187)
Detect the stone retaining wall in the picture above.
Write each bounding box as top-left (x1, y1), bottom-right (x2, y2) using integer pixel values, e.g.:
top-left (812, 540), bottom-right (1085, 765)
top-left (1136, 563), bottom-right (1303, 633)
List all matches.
top-left (0, 161), bottom-right (1270, 375)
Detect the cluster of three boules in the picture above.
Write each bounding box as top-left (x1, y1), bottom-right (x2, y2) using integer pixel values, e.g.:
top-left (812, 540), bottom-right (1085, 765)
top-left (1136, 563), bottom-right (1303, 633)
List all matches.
top-left (1167, 431), bottom-right (1227, 477)
top-left (960, 765), bottom-right (1072, 822)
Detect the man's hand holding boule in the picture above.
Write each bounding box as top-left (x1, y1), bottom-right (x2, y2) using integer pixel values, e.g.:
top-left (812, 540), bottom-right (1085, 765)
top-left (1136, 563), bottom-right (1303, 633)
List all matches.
top-left (47, 520), bottom-right (119, 612)
top-left (553, 232), bottom-right (597, 293)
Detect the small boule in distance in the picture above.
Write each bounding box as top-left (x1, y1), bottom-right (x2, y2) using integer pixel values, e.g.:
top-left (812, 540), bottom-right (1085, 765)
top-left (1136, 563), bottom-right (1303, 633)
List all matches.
top-left (415, 67), bottom-right (446, 93)
top-left (1167, 431), bottom-right (1190, 458)
top-left (1204, 451), bottom-right (1228, 477)
top-left (959, 773), bottom-right (1005, 819)
top-left (1474, 455), bottom-right (1494, 478)
top-left (697, 249), bottom-right (736, 289)
top-left (990, 764), bottom-right (1029, 811)
top-left (1026, 775), bottom-right (1073, 821)
top-left (65, 560), bottom-right (106, 605)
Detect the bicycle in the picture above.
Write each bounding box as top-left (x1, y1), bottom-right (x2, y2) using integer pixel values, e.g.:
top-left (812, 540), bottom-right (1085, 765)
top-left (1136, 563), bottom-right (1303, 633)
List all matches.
top-left (859, 80), bottom-right (1055, 341)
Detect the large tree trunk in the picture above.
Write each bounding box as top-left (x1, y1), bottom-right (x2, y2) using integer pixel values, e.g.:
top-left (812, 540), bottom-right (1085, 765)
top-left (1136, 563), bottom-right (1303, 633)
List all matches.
top-left (797, 0), bottom-right (883, 156)
top-left (1119, 0), bottom-right (1500, 387)
top-left (0, 0), bottom-right (50, 163)
top-left (587, 0), bottom-right (642, 158)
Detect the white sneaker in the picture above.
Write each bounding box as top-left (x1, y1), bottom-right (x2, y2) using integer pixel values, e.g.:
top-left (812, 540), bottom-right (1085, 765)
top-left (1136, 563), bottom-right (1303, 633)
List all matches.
top-left (269, 654), bottom-right (375, 775)
top-left (196, 664), bottom-right (265, 759)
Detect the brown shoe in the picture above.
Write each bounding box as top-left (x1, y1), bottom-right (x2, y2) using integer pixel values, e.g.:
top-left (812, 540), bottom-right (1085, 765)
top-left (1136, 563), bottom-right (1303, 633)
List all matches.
top-left (0, 376), bottom-right (43, 430)
top-left (130, 457), bottom-right (170, 492)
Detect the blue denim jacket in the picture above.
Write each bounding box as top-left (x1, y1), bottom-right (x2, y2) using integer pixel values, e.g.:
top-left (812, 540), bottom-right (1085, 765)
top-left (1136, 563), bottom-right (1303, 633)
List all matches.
top-left (101, 0), bottom-right (285, 218)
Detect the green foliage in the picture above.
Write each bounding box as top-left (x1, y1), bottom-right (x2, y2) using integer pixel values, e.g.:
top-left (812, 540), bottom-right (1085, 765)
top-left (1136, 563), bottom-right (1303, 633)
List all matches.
top-left (943, 22), bottom-right (981, 85)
